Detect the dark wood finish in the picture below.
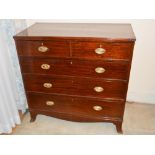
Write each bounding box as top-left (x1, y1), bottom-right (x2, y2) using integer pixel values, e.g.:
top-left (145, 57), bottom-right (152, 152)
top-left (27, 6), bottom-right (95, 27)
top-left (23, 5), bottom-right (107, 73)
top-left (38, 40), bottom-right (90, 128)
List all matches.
top-left (14, 23), bottom-right (136, 134)
top-left (19, 57), bottom-right (129, 80)
top-left (23, 74), bottom-right (127, 100)
top-left (29, 109), bottom-right (122, 123)
top-left (113, 121), bottom-right (123, 134)
top-left (30, 112), bottom-right (37, 122)
top-left (15, 40), bottom-right (70, 57)
top-left (27, 92), bottom-right (124, 119)
top-left (14, 23), bottom-right (136, 42)
top-left (72, 42), bottom-right (133, 60)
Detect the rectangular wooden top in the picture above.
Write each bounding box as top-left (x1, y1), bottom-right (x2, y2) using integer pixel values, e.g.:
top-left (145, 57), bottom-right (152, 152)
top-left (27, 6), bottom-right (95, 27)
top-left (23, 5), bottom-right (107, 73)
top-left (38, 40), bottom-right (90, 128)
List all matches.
top-left (14, 23), bottom-right (136, 42)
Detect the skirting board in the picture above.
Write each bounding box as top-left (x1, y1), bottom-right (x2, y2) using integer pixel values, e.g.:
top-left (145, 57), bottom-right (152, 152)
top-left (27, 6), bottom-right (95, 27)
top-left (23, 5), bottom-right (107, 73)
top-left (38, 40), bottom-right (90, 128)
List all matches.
top-left (127, 91), bottom-right (155, 104)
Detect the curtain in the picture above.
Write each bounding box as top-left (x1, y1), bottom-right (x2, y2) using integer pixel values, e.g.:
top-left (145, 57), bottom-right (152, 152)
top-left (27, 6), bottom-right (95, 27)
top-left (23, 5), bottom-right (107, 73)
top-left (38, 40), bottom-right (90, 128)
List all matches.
top-left (0, 19), bottom-right (27, 134)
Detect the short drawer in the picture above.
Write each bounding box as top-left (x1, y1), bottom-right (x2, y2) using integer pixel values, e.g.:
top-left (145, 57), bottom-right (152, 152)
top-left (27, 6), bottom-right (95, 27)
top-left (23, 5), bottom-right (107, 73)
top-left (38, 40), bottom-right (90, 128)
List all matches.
top-left (16, 40), bottom-right (70, 57)
top-left (23, 74), bottom-right (127, 100)
top-left (27, 92), bottom-right (124, 119)
top-left (19, 57), bottom-right (129, 80)
top-left (19, 57), bottom-right (71, 75)
top-left (71, 42), bottom-right (133, 60)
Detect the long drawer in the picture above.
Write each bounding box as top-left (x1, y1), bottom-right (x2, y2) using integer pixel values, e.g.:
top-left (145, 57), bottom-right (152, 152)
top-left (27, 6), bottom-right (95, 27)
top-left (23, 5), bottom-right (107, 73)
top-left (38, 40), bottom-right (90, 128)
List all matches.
top-left (23, 74), bottom-right (127, 100)
top-left (19, 57), bottom-right (129, 80)
top-left (27, 92), bottom-right (124, 119)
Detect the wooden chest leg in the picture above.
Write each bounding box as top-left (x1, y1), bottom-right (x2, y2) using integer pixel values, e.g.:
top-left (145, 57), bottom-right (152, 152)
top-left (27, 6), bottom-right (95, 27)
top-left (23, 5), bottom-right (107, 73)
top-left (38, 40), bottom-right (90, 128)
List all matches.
top-left (30, 111), bottom-right (37, 122)
top-left (114, 122), bottom-right (123, 134)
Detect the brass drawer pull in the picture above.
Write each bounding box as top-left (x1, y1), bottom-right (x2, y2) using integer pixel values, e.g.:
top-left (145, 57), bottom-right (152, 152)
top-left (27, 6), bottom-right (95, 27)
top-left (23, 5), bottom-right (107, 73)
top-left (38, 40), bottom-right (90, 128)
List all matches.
top-left (94, 86), bottom-right (104, 92)
top-left (46, 101), bottom-right (55, 106)
top-left (95, 67), bottom-right (105, 73)
top-left (41, 64), bottom-right (50, 70)
top-left (43, 83), bottom-right (52, 88)
top-left (38, 44), bottom-right (49, 52)
top-left (95, 47), bottom-right (106, 55)
top-left (93, 105), bottom-right (103, 111)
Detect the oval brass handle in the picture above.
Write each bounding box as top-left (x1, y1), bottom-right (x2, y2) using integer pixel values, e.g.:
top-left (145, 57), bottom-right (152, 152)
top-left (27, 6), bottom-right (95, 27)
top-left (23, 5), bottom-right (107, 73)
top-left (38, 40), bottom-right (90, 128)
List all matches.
top-left (94, 86), bottom-right (104, 92)
top-left (38, 45), bottom-right (49, 52)
top-left (43, 83), bottom-right (52, 88)
top-left (41, 64), bottom-right (50, 70)
top-left (95, 67), bottom-right (106, 74)
top-left (93, 105), bottom-right (103, 111)
top-left (46, 101), bottom-right (55, 106)
top-left (95, 47), bottom-right (106, 55)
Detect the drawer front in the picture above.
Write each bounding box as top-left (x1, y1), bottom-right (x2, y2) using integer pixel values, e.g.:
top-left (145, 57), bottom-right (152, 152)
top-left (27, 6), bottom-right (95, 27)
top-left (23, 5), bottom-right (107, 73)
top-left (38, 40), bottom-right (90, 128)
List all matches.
top-left (72, 42), bottom-right (133, 60)
top-left (19, 57), bottom-right (71, 75)
top-left (23, 74), bottom-right (127, 99)
top-left (16, 40), bottom-right (70, 57)
top-left (20, 57), bottom-right (129, 80)
top-left (69, 59), bottom-right (128, 80)
top-left (27, 92), bottom-right (124, 118)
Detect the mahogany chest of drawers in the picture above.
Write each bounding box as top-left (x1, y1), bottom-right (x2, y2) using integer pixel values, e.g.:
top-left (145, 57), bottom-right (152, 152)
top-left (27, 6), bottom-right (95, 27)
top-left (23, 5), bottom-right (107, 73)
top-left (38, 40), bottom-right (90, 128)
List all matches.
top-left (14, 23), bottom-right (136, 133)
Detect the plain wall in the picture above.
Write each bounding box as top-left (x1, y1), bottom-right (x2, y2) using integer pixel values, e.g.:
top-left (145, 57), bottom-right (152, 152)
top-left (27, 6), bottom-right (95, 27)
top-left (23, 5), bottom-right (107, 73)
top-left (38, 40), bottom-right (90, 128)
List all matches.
top-left (26, 19), bottom-right (155, 104)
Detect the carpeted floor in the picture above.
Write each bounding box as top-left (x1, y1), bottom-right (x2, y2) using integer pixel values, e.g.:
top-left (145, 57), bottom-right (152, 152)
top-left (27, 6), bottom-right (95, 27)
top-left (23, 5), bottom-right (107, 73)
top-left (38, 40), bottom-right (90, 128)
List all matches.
top-left (13, 102), bottom-right (155, 135)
